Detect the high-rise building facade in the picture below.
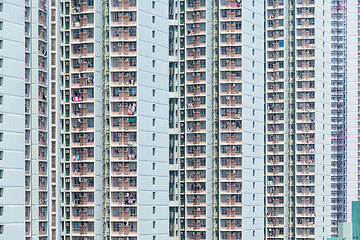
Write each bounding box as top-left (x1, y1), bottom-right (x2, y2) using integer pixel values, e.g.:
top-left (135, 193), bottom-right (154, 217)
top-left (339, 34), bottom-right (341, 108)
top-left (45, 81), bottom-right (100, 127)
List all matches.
top-left (23, 0), bottom-right (169, 239)
top-left (57, 0), bottom-right (170, 239)
top-left (264, 0), bottom-right (332, 239)
top-left (24, 0), bottom-right (52, 238)
top-left (346, 0), bottom-right (360, 229)
top-left (0, 0), bottom-right (339, 239)
top-left (330, 0), bottom-right (347, 237)
top-left (168, 0), bottom-right (265, 239)
top-left (1, 0), bottom-right (26, 239)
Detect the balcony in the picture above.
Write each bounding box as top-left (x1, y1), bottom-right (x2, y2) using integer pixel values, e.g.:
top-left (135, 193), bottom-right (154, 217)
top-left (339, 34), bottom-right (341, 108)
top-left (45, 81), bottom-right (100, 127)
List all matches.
top-left (72, 120), bottom-right (94, 132)
top-left (187, 11), bottom-right (204, 22)
top-left (220, 208), bottom-right (241, 218)
top-left (111, 73), bottom-right (136, 86)
top-left (72, 29), bottom-right (94, 43)
top-left (112, 163), bottom-right (137, 176)
top-left (220, 0), bottom-right (242, 9)
top-left (111, 13), bottom-right (137, 26)
top-left (112, 209), bottom-right (136, 221)
top-left (72, 225), bottom-right (95, 236)
top-left (73, 210), bottom-right (94, 220)
top-left (220, 121), bottom-right (242, 132)
top-left (187, 170), bottom-right (206, 182)
top-left (187, 208), bottom-right (206, 219)
top-left (111, 225), bottom-right (137, 236)
top-left (186, 37), bottom-right (206, 48)
top-left (220, 135), bottom-right (242, 144)
top-left (111, 44), bottom-right (136, 56)
top-left (72, 45), bottom-right (94, 58)
top-left (220, 159), bottom-right (241, 169)
top-left (297, 229), bottom-right (314, 238)
top-left (73, 165), bottom-right (93, 176)
top-left (71, 1), bottom-right (93, 14)
top-left (220, 110), bottom-right (242, 120)
top-left (112, 134), bottom-right (137, 146)
top-left (111, 0), bottom-right (136, 10)
top-left (72, 104), bottom-right (94, 117)
top-left (187, 222), bottom-right (206, 231)
top-left (186, 0), bottom-right (206, 11)
top-left (221, 196), bottom-right (242, 206)
top-left (72, 61), bottom-right (94, 72)
top-left (72, 74), bottom-right (94, 87)
top-left (111, 193), bottom-right (137, 206)
top-left (72, 136), bottom-right (94, 147)
top-left (112, 178), bottom-right (137, 191)
top-left (220, 10), bottom-right (242, 21)
top-left (220, 147), bottom-right (242, 157)
top-left (112, 90), bottom-right (137, 101)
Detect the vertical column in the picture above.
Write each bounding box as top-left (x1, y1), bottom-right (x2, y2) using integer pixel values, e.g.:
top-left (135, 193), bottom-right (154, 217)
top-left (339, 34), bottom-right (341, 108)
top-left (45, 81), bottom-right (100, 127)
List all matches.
top-left (168, 0), bottom-right (184, 239)
top-left (217, 1), bottom-right (244, 239)
top-left (330, 0), bottom-right (347, 237)
top-left (60, 0), bottom-right (103, 238)
top-left (184, 0), bottom-right (212, 239)
top-left (109, 0), bottom-right (139, 238)
top-left (1, 0), bottom-right (25, 239)
top-left (265, 0), bottom-right (290, 239)
top-left (137, 0), bottom-right (169, 239)
top-left (346, 0), bottom-right (359, 224)
top-left (241, 0), bottom-right (265, 239)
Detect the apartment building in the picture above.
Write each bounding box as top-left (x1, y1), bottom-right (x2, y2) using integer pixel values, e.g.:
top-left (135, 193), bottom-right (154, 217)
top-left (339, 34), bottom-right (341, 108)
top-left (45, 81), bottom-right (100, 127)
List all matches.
top-left (24, 0), bottom-right (52, 238)
top-left (265, 0), bottom-right (332, 239)
top-left (22, 0), bottom-right (169, 239)
top-left (346, 0), bottom-right (360, 229)
top-left (57, 0), bottom-right (169, 239)
top-left (168, 0), bottom-right (265, 239)
top-left (0, 0), bottom-right (336, 239)
top-left (0, 0), bottom-right (25, 239)
top-left (330, 0), bottom-right (347, 237)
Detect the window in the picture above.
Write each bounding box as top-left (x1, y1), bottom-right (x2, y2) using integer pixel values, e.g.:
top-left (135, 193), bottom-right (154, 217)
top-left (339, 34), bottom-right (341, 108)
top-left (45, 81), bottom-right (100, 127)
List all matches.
top-left (152, 192), bottom-right (156, 199)
top-left (152, 163), bottom-right (156, 170)
top-left (153, 207), bottom-right (156, 214)
top-left (153, 177), bottom-right (156, 185)
top-left (152, 119), bottom-right (155, 126)
top-left (0, 170), bottom-right (3, 179)
top-left (152, 104), bottom-right (155, 111)
top-left (0, 133), bottom-right (3, 142)
top-left (0, 40), bottom-right (2, 49)
top-left (152, 60), bottom-right (155, 67)
top-left (152, 16), bottom-right (155, 23)
top-left (152, 1), bottom-right (155, 8)
top-left (152, 134), bottom-right (155, 141)
top-left (152, 75), bottom-right (155, 82)
top-left (152, 45), bottom-right (155, 53)
top-left (0, 225), bottom-right (4, 234)
top-left (153, 221), bottom-right (156, 228)
top-left (152, 31), bottom-right (155, 38)
top-left (0, 188), bottom-right (3, 197)
top-left (152, 148), bottom-right (155, 155)
top-left (153, 89), bottom-right (155, 97)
